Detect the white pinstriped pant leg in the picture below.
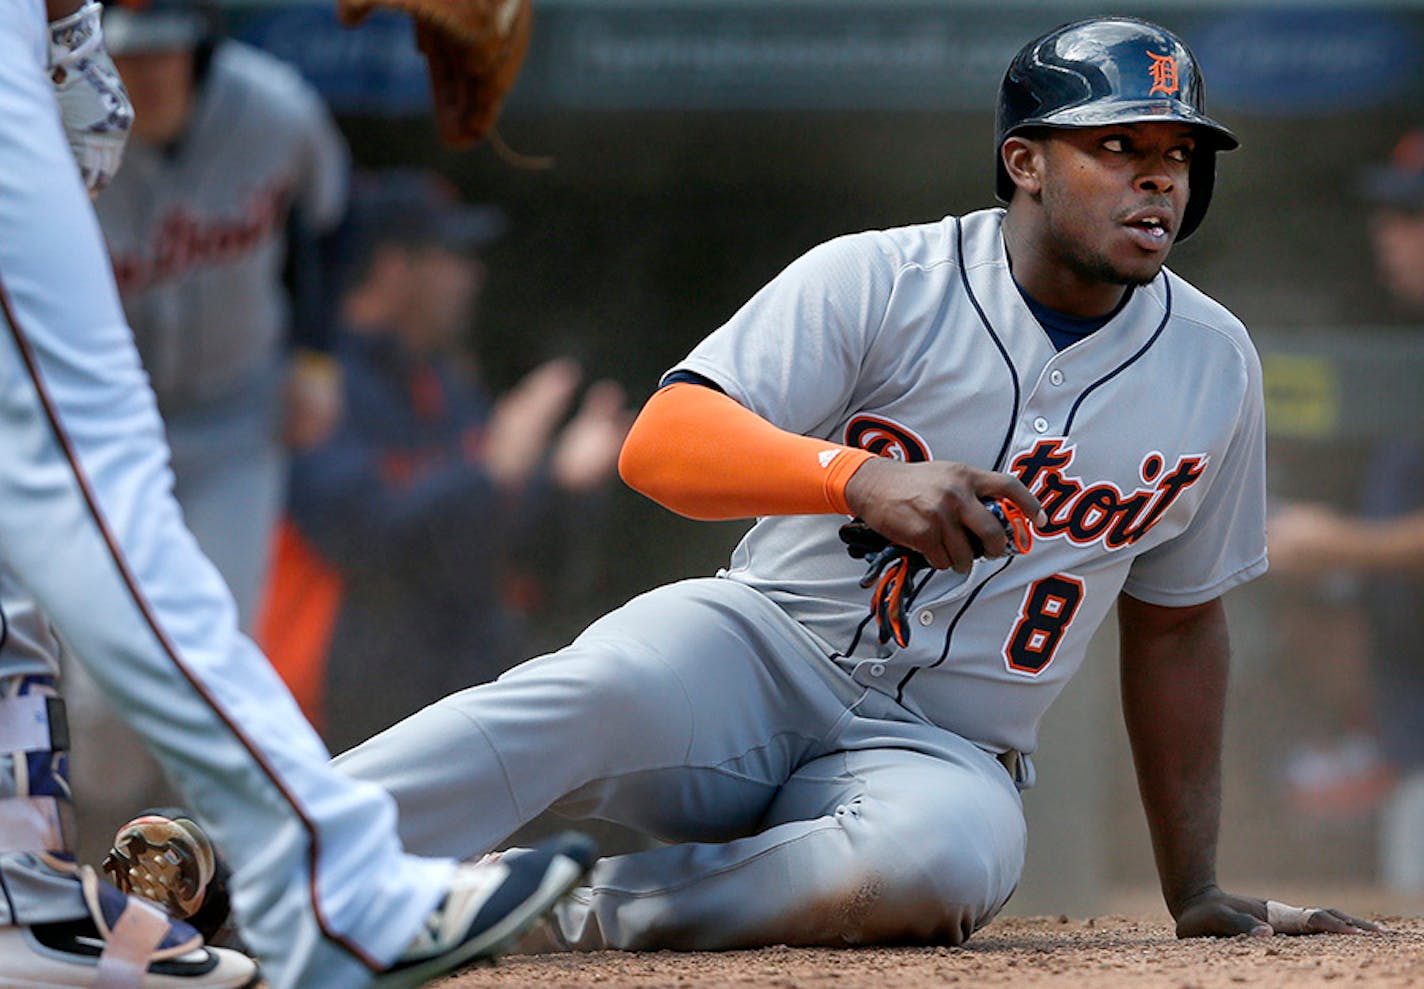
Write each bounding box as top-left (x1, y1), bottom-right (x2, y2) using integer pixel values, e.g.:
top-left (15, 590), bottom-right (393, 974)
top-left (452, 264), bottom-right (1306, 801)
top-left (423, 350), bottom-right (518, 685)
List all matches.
top-left (0, 5), bottom-right (451, 985)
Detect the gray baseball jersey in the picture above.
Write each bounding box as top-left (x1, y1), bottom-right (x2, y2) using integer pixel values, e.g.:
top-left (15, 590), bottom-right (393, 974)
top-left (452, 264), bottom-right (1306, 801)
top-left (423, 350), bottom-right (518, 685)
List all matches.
top-left (94, 39), bottom-right (347, 413)
top-left (335, 207), bottom-right (1267, 952)
top-left (676, 208), bottom-right (1267, 756)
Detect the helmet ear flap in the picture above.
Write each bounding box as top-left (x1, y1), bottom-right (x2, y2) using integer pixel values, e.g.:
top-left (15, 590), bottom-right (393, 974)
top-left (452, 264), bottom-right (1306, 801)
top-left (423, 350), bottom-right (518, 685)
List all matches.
top-left (1178, 149), bottom-right (1218, 242)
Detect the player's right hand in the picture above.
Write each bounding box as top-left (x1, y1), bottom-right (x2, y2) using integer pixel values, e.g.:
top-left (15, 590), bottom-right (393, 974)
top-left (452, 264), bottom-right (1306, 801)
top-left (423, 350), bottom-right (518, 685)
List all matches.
top-left (48, 1), bottom-right (134, 197)
top-left (843, 458), bottom-right (1044, 574)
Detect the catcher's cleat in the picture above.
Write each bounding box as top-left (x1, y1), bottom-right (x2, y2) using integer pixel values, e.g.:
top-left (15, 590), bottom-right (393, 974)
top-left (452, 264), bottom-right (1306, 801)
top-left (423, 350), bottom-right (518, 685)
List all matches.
top-left (373, 831), bottom-right (597, 989)
top-left (0, 864), bottom-right (259, 988)
top-left (102, 808), bottom-right (234, 945)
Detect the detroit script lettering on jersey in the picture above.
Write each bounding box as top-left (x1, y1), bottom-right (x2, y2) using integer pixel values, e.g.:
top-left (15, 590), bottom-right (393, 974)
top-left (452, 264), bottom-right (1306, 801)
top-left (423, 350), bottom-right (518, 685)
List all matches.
top-left (1011, 438), bottom-right (1206, 550)
top-left (109, 178), bottom-right (291, 295)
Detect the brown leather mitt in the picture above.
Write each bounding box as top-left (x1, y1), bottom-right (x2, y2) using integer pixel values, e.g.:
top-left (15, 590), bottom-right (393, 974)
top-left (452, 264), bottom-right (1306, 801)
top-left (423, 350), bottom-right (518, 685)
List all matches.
top-left (337, 0), bottom-right (532, 148)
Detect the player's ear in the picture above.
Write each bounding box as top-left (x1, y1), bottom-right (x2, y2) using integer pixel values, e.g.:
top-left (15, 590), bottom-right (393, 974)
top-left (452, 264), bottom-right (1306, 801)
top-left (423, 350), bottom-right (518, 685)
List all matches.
top-left (1001, 136), bottom-right (1044, 198)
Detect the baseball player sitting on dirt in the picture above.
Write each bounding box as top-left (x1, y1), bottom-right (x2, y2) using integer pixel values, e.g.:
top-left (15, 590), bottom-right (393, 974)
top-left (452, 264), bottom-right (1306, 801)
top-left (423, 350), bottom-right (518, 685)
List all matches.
top-left (112, 17), bottom-right (1379, 952)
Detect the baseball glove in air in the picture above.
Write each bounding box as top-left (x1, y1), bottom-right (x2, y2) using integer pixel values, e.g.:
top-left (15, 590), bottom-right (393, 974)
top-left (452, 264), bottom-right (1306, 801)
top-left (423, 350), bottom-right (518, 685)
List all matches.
top-left (337, 0), bottom-right (532, 147)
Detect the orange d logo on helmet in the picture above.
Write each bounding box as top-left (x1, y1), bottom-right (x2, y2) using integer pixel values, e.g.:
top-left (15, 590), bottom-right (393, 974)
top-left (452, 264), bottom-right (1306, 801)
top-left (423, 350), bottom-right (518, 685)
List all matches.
top-left (1146, 51), bottom-right (1179, 96)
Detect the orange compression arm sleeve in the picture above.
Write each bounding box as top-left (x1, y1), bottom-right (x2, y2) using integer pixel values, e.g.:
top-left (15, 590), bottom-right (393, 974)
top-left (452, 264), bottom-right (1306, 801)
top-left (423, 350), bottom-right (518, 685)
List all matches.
top-left (618, 382), bottom-right (876, 521)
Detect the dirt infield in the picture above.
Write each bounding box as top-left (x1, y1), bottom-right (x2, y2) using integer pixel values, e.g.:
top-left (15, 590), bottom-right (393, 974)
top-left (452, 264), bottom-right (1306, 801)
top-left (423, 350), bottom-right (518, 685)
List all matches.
top-left (438, 914), bottom-right (1424, 989)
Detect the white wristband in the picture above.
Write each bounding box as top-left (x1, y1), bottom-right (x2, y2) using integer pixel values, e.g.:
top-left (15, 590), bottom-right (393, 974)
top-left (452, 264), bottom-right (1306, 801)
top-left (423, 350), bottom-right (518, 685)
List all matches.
top-left (1265, 899), bottom-right (1318, 933)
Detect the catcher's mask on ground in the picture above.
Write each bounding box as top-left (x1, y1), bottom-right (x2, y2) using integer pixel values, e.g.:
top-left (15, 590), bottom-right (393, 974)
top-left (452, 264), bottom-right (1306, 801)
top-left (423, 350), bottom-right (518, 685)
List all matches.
top-left (995, 16), bottom-right (1238, 241)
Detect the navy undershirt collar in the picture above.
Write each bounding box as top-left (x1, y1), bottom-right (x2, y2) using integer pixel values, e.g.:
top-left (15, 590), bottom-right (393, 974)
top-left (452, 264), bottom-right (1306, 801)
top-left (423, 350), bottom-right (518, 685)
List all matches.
top-left (1015, 280), bottom-right (1133, 352)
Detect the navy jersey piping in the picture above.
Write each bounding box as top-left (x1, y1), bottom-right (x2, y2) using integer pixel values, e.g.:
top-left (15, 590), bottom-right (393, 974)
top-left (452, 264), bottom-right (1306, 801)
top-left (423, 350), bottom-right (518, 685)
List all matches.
top-left (883, 218), bottom-right (1022, 699)
top-left (895, 556), bottom-right (1014, 703)
top-left (956, 216), bottom-right (1020, 472)
top-left (1064, 275), bottom-right (1174, 436)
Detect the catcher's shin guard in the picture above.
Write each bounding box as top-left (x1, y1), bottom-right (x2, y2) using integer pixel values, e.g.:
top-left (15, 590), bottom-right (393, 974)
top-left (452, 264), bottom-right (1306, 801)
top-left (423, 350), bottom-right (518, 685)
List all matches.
top-left (0, 675), bottom-right (76, 860)
top-left (0, 679), bottom-right (257, 986)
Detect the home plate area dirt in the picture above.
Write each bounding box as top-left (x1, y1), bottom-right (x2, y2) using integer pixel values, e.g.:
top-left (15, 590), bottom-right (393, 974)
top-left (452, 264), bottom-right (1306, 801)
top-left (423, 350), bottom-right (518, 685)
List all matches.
top-left (438, 914), bottom-right (1424, 989)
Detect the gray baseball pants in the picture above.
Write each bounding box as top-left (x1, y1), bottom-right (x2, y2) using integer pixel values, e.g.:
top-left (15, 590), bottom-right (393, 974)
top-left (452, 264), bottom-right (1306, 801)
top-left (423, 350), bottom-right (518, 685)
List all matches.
top-left (335, 577), bottom-right (1027, 950)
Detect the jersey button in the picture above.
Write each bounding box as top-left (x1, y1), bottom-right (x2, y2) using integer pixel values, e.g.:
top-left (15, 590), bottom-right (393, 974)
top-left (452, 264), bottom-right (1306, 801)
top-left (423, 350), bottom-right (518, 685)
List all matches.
top-left (1032, 416), bottom-right (1049, 433)
top-left (918, 610), bottom-right (934, 626)
top-left (869, 663), bottom-right (886, 678)
top-left (1049, 370), bottom-right (1065, 386)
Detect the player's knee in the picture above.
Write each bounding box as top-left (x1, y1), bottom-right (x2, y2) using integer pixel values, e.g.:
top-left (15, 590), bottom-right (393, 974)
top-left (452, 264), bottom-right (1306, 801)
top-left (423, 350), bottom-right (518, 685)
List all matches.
top-left (926, 798), bottom-right (1024, 899)
top-left (813, 851), bottom-right (979, 946)
top-left (834, 796), bottom-right (1024, 944)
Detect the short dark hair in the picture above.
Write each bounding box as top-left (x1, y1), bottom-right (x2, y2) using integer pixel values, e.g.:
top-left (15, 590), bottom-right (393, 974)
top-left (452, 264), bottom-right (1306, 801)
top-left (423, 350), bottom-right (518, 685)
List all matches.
top-left (340, 170), bottom-right (507, 289)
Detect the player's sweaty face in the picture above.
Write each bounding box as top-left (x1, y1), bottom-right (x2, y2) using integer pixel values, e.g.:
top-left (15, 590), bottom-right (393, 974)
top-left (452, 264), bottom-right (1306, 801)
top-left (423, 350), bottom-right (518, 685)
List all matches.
top-left (1038, 124), bottom-right (1194, 288)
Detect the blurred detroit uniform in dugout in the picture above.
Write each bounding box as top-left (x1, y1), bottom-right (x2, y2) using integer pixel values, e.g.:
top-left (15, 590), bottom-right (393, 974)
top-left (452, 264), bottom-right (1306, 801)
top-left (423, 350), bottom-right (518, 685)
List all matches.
top-left (96, 1), bottom-right (348, 624)
top-left (65, 0), bottom-right (349, 838)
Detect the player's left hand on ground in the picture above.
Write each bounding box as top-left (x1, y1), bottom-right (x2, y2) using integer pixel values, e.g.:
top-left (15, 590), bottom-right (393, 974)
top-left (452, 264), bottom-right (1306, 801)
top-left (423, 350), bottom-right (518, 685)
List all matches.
top-left (48, 1), bottom-right (133, 197)
top-left (337, 0), bottom-right (532, 148)
top-left (1173, 887), bottom-right (1381, 938)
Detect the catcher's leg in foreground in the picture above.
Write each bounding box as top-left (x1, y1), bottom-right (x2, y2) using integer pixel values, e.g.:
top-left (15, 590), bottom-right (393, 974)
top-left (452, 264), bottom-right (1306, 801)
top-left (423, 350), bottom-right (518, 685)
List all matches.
top-left (0, 657), bottom-right (256, 986)
top-left (0, 4), bottom-right (586, 985)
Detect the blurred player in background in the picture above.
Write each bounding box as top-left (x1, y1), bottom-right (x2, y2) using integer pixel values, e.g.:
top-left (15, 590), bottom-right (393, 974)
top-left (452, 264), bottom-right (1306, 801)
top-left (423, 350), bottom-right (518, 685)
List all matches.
top-left (265, 170), bottom-right (630, 753)
top-left (1270, 127), bottom-right (1424, 891)
top-left (100, 0), bottom-right (348, 629)
top-left (0, 1), bottom-right (590, 985)
top-left (67, 0), bottom-right (349, 844)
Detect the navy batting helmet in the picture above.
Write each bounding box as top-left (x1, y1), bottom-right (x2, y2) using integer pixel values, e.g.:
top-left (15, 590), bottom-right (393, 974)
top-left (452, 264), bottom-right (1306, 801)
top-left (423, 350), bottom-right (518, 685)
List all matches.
top-left (995, 17), bottom-right (1239, 241)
